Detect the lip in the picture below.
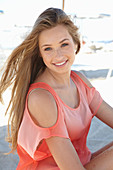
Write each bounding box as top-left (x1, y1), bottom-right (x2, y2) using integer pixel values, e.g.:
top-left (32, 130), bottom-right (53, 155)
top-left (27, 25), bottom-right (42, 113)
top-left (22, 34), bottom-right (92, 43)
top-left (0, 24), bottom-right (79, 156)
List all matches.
top-left (53, 60), bottom-right (68, 67)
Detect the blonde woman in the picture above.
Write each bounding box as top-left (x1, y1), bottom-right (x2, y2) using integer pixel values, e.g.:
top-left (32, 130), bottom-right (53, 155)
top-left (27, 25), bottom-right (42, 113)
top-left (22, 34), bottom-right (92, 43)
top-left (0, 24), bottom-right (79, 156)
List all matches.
top-left (0, 8), bottom-right (113, 170)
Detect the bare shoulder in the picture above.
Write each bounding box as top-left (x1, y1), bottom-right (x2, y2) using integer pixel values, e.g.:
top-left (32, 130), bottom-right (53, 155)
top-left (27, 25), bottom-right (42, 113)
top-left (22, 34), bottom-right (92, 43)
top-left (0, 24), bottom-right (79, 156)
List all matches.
top-left (28, 88), bottom-right (58, 128)
top-left (73, 70), bottom-right (93, 88)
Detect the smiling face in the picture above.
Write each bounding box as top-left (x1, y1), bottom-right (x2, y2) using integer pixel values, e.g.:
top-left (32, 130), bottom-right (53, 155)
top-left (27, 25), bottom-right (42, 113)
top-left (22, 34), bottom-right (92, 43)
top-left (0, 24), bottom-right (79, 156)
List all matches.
top-left (39, 25), bottom-right (76, 74)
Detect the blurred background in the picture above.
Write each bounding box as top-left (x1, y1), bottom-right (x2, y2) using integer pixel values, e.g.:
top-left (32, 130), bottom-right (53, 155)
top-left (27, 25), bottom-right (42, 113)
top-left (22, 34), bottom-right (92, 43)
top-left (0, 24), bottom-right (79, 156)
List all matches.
top-left (0, 0), bottom-right (113, 169)
top-left (0, 0), bottom-right (113, 78)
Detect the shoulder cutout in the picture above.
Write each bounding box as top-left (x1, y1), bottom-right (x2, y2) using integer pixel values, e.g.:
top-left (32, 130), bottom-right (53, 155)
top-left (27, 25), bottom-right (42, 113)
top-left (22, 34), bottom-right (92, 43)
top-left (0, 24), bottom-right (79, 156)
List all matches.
top-left (28, 88), bottom-right (58, 128)
top-left (73, 70), bottom-right (93, 88)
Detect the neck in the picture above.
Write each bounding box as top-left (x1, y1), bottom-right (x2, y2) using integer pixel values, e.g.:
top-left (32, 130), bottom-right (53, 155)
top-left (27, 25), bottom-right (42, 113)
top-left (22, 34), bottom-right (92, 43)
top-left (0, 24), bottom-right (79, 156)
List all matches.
top-left (44, 68), bottom-right (72, 88)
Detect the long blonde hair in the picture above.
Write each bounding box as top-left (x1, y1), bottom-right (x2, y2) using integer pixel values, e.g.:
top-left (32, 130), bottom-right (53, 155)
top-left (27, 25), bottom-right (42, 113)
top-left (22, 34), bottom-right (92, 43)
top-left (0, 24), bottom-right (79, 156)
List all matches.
top-left (0, 8), bottom-right (81, 153)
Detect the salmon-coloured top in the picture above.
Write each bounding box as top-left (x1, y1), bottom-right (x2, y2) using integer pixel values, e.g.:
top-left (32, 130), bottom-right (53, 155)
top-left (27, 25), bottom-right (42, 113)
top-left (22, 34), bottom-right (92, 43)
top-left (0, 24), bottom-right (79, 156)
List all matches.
top-left (17, 71), bottom-right (103, 170)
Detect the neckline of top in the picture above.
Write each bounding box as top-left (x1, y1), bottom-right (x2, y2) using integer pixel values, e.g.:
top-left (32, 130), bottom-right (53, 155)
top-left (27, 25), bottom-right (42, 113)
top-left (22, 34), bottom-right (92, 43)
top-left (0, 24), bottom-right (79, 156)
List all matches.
top-left (29, 71), bottom-right (81, 111)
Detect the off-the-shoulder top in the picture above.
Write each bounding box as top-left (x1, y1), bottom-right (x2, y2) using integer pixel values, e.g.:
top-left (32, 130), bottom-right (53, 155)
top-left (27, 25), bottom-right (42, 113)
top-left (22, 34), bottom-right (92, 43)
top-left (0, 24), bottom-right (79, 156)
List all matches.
top-left (17, 71), bottom-right (103, 170)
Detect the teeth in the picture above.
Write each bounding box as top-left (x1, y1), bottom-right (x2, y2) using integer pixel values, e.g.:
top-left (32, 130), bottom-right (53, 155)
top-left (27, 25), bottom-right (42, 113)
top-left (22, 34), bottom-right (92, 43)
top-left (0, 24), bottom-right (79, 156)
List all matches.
top-left (55, 61), bottom-right (66, 66)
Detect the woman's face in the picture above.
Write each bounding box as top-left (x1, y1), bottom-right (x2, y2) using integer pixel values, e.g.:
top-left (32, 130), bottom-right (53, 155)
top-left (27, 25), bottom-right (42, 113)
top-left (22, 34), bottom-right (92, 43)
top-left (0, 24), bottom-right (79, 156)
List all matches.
top-left (39, 25), bottom-right (76, 74)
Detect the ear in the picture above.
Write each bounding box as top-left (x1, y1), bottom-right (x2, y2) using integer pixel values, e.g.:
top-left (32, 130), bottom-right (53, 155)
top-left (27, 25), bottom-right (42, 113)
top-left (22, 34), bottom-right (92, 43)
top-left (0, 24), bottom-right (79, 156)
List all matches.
top-left (74, 44), bottom-right (77, 54)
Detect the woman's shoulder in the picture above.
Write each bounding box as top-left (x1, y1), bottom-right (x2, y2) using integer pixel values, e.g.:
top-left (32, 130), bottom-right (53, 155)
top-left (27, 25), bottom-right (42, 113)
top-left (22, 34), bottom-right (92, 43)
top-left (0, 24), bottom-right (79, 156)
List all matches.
top-left (28, 88), bottom-right (58, 128)
top-left (72, 70), bottom-right (93, 88)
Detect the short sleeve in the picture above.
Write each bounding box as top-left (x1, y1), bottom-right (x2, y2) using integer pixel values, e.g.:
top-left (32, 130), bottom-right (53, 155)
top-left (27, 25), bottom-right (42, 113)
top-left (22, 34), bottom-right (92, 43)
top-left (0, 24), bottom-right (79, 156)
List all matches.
top-left (86, 87), bottom-right (103, 117)
top-left (71, 71), bottom-right (103, 118)
top-left (17, 96), bottom-right (70, 160)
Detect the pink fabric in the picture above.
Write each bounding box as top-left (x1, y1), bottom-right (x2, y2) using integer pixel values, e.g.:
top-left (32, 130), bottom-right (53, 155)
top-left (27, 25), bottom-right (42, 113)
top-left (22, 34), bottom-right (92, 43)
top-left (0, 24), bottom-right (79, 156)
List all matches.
top-left (17, 71), bottom-right (103, 170)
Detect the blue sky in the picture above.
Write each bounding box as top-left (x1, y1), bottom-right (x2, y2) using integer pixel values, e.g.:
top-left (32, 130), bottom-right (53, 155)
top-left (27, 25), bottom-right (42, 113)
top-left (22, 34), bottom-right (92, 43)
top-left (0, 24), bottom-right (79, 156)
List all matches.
top-left (0, 0), bottom-right (113, 26)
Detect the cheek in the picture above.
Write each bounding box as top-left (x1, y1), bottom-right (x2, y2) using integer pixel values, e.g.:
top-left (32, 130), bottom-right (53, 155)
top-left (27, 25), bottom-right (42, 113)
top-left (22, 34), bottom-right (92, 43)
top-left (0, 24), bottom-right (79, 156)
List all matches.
top-left (41, 54), bottom-right (52, 66)
top-left (40, 49), bottom-right (53, 59)
top-left (67, 46), bottom-right (76, 56)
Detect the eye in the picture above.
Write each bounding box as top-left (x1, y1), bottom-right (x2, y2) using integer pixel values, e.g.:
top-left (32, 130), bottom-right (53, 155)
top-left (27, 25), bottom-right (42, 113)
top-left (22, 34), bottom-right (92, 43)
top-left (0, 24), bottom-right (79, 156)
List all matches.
top-left (61, 43), bottom-right (69, 47)
top-left (44, 47), bottom-right (52, 51)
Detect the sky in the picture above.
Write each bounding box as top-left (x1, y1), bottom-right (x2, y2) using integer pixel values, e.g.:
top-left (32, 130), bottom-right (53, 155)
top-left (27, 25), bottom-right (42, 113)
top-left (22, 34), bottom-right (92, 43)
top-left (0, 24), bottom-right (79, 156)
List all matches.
top-left (0, 0), bottom-right (113, 26)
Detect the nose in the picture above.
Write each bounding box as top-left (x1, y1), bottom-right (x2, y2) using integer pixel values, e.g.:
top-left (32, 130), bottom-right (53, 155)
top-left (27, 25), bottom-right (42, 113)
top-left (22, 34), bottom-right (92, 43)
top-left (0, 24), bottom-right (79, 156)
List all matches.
top-left (54, 48), bottom-right (63, 59)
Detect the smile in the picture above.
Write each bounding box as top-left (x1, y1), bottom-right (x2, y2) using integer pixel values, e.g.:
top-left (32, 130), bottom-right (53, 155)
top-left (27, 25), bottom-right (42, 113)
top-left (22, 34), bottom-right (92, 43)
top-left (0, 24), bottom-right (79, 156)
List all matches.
top-left (54, 60), bottom-right (68, 66)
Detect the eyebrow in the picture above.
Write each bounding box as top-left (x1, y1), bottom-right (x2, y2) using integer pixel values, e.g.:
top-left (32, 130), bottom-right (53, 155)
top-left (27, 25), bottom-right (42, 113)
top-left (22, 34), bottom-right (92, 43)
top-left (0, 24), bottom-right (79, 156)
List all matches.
top-left (41, 38), bottom-right (69, 48)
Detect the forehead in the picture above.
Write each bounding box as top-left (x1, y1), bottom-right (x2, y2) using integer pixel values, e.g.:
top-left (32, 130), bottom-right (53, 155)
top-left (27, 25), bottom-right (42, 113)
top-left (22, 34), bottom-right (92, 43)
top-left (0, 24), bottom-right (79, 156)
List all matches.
top-left (39, 25), bottom-right (72, 44)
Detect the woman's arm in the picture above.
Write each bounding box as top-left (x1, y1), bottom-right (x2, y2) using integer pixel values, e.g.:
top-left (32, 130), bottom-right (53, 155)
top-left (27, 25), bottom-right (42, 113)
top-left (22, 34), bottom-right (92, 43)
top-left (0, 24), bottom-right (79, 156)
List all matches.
top-left (95, 100), bottom-right (113, 128)
top-left (72, 71), bottom-right (113, 169)
top-left (28, 88), bottom-right (85, 170)
top-left (46, 135), bottom-right (85, 170)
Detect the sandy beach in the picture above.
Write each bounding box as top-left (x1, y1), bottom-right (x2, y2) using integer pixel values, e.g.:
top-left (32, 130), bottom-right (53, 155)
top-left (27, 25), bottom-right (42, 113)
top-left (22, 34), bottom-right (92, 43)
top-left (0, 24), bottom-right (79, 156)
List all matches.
top-left (0, 28), bottom-right (113, 169)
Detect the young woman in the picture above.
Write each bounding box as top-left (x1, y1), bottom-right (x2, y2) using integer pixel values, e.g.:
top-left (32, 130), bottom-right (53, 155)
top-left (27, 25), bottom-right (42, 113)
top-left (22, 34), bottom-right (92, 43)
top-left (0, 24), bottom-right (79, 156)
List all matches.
top-left (0, 8), bottom-right (113, 170)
